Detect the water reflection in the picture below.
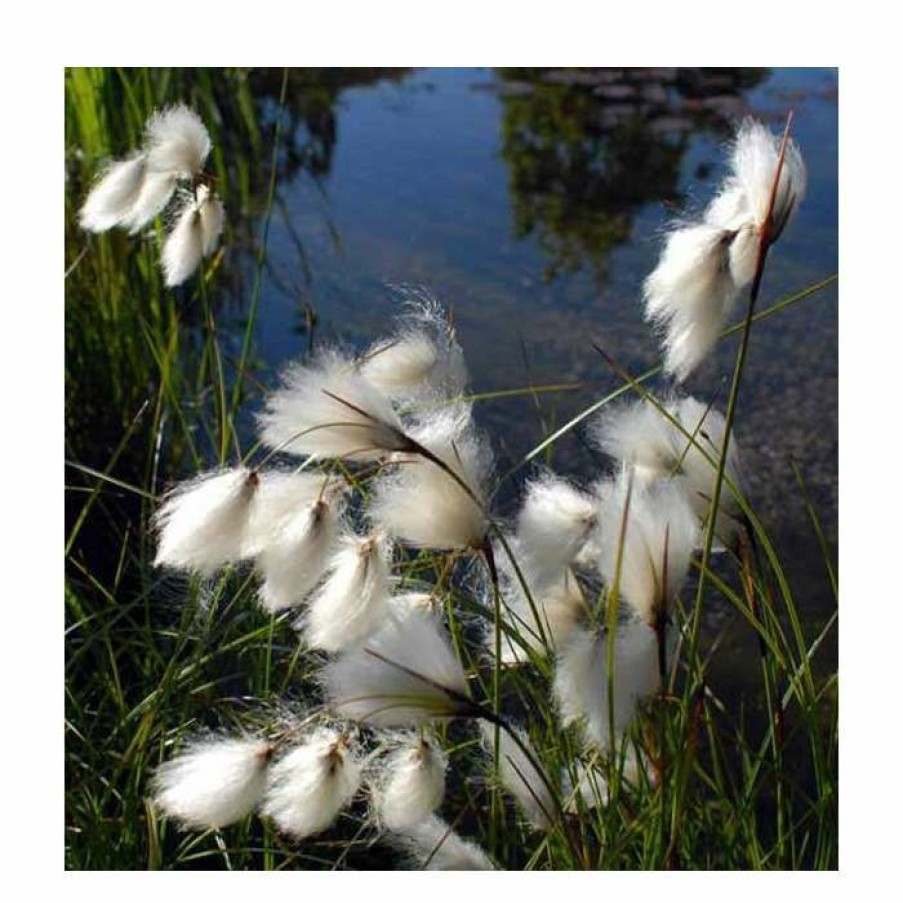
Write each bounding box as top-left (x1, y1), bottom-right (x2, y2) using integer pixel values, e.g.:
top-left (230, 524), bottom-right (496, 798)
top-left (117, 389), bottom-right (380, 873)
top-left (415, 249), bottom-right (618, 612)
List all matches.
top-left (495, 67), bottom-right (768, 284)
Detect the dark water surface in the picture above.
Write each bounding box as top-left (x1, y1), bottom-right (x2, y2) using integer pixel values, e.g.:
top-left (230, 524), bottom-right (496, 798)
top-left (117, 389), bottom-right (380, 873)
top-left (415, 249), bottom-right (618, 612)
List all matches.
top-left (230, 67), bottom-right (837, 677)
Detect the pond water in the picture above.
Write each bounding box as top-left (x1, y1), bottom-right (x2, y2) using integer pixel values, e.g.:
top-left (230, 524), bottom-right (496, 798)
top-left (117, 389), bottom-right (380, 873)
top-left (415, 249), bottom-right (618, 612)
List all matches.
top-left (225, 68), bottom-right (837, 655)
top-left (214, 69), bottom-right (838, 684)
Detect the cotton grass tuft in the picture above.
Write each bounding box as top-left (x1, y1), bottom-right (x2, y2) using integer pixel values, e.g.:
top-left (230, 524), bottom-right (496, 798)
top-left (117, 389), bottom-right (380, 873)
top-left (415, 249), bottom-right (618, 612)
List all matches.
top-left (258, 349), bottom-right (408, 461)
top-left (152, 737), bottom-right (271, 830)
top-left (554, 621), bottom-right (659, 751)
top-left (375, 736), bottom-right (447, 831)
top-left (154, 467), bottom-right (258, 575)
top-left (322, 608), bottom-right (470, 727)
top-left (262, 729), bottom-right (361, 840)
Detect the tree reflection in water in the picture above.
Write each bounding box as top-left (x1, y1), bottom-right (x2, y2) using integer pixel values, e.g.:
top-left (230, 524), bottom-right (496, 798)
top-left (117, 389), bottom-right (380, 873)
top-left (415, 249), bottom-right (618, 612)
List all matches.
top-left (495, 67), bottom-right (768, 284)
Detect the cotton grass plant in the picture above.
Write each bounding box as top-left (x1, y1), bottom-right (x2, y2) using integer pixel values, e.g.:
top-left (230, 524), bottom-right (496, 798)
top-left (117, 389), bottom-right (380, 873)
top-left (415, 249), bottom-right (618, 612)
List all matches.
top-left (67, 84), bottom-right (837, 871)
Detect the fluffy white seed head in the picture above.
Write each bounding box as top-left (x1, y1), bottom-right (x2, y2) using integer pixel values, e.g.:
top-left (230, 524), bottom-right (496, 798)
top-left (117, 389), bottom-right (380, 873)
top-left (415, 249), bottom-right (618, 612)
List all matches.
top-left (79, 154), bottom-right (147, 233)
top-left (669, 397), bottom-right (745, 548)
top-left (369, 407), bottom-right (491, 550)
top-left (591, 398), bottom-right (745, 549)
top-left (494, 553), bottom-right (585, 664)
top-left (154, 467), bottom-right (258, 575)
top-left (643, 223), bottom-right (739, 381)
top-left (145, 104), bottom-right (212, 177)
top-left (262, 729), bottom-right (361, 840)
top-left (246, 471), bottom-right (344, 611)
top-left (515, 474), bottom-right (597, 574)
top-left (375, 736), bottom-right (447, 831)
top-left (389, 814), bottom-right (495, 870)
top-left (322, 608), bottom-right (470, 727)
top-left (729, 118), bottom-right (807, 239)
top-left (359, 301), bottom-right (467, 401)
top-left (197, 185), bottom-right (225, 257)
top-left (152, 737), bottom-right (271, 829)
top-left (121, 169), bottom-right (179, 233)
top-left (258, 349), bottom-right (408, 461)
top-left (480, 721), bottom-right (555, 831)
top-left (554, 621), bottom-right (659, 750)
top-left (598, 476), bottom-right (699, 625)
top-left (590, 401), bottom-right (679, 487)
top-left (162, 197), bottom-right (204, 288)
top-left (302, 533), bottom-right (391, 652)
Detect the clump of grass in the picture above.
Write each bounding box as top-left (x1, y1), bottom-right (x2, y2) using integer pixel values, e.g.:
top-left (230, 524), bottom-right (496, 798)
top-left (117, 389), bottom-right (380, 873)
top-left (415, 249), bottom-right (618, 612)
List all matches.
top-left (65, 74), bottom-right (837, 870)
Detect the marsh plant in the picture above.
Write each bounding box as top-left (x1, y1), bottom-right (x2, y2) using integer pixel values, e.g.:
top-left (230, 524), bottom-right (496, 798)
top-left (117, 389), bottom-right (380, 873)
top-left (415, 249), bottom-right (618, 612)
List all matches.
top-left (75, 101), bottom-right (835, 870)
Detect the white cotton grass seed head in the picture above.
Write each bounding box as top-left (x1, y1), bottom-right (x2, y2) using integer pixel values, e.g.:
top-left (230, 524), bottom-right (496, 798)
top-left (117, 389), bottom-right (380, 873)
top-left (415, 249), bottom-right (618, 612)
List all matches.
top-left (375, 736), bottom-right (448, 832)
top-left (369, 407), bottom-right (491, 550)
top-left (359, 301), bottom-right (467, 401)
top-left (591, 397), bottom-right (745, 549)
top-left (669, 396), bottom-right (745, 549)
top-left (598, 475), bottom-right (699, 626)
top-left (197, 185), bottom-right (225, 257)
top-left (729, 118), bottom-right (807, 240)
top-left (302, 532), bottom-right (391, 652)
top-left (515, 474), bottom-right (597, 574)
top-left (154, 467), bottom-right (258, 576)
top-left (643, 222), bottom-right (739, 382)
top-left (162, 197), bottom-right (204, 288)
top-left (144, 104), bottom-right (212, 177)
top-left (554, 620), bottom-right (659, 751)
top-left (322, 608), bottom-right (470, 728)
top-left (262, 728), bottom-right (361, 840)
top-left (121, 169), bottom-right (180, 234)
top-left (389, 814), bottom-right (495, 870)
top-left (479, 721), bottom-right (556, 832)
top-left (258, 348), bottom-right (408, 461)
top-left (590, 400), bottom-right (679, 487)
top-left (162, 186), bottom-right (223, 288)
top-left (246, 471), bottom-right (344, 612)
top-left (79, 154), bottom-right (148, 233)
top-left (152, 737), bottom-right (272, 830)
top-left (494, 555), bottom-right (585, 664)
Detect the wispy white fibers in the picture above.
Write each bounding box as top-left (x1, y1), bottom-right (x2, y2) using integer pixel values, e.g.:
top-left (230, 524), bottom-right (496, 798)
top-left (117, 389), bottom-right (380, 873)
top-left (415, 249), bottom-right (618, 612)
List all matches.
top-left (144, 103), bottom-right (212, 177)
top-left (494, 550), bottom-right (585, 664)
top-left (302, 532), bottom-right (391, 652)
top-left (258, 348), bottom-right (408, 460)
top-left (643, 223), bottom-right (738, 381)
top-left (592, 397), bottom-right (745, 549)
top-left (669, 396), bottom-right (745, 548)
top-left (162, 186), bottom-right (224, 287)
top-left (727, 118), bottom-right (807, 241)
top-left (369, 406), bottom-right (491, 550)
top-left (322, 608), bottom-right (470, 727)
top-left (197, 185), bottom-right (225, 256)
top-left (262, 728), bottom-right (361, 840)
top-left (79, 154), bottom-right (148, 232)
top-left (554, 621), bottom-right (659, 750)
top-left (375, 736), bottom-right (447, 831)
top-left (590, 400), bottom-right (679, 487)
top-left (598, 475), bottom-right (699, 626)
top-left (245, 471), bottom-right (344, 612)
top-left (390, 814), bottom-right (495, 870)
top-left (121, 170), bottom-right (179, 233)
top-left (515, 474), bottom-right (597, 575)
top-left (152, 737), bottom-right (271, 829)
top-left (644, 118), bottom-right (806, 381)
top-left (359, 299), bottom-right (467, 401)
top-left (479, 721), bottom-right (555, 831)
top-left (154, 467), bottom-right (258, 575)
top-left (162, 195), bottom-right (204, 288)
